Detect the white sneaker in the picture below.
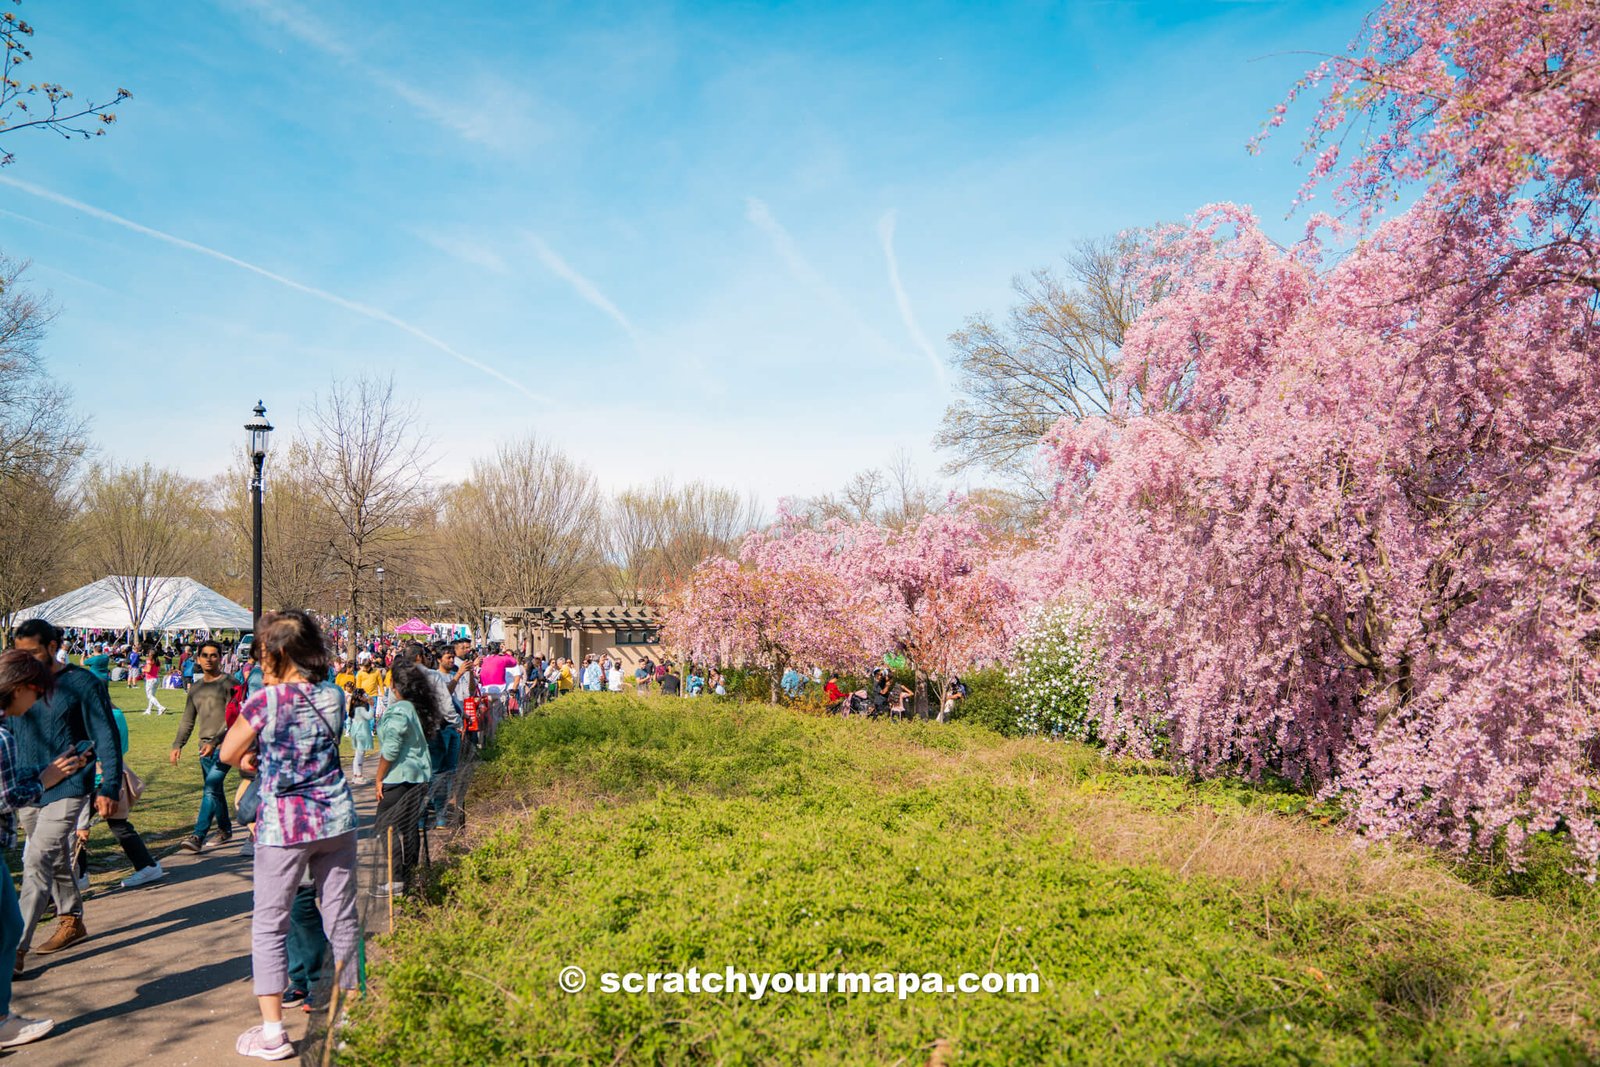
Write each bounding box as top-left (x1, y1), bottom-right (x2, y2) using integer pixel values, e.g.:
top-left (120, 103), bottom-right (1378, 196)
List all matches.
top-left (121, 863), bottom-right (166, 889)
top-left (0, 1012), bottom-right (55, 1048)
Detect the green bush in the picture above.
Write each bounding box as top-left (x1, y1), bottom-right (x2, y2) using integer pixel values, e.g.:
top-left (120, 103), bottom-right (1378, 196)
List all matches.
top-left (942, 668), bottom-right (1017, 736)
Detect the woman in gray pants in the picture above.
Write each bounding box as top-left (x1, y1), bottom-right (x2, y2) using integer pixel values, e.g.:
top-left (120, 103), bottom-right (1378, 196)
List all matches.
top-left (219, 611), bottom-right (358, 1062)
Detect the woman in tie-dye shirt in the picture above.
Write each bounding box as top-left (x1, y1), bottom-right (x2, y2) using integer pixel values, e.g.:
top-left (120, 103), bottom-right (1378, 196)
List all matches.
top-left (220, 611), bottom-right (357, 1062)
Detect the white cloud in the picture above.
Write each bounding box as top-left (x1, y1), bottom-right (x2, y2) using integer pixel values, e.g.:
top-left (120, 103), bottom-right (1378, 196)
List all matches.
top-left (876, 210), bottom-right (948, 388)
top-left (0, 175), bottom-right (539, 401)
top-left (525, 233), bottom-right (641, 345)
top-left (223, 0), bottom-right (543, 149)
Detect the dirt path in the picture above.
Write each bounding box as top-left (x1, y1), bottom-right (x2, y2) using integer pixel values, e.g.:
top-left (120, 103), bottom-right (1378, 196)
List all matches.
top-left (6, 777), bottom-right (385, 1065)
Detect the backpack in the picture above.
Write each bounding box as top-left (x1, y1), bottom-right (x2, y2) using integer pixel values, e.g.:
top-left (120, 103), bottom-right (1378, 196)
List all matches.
top-left (224, 683), bottom-right (247, 728)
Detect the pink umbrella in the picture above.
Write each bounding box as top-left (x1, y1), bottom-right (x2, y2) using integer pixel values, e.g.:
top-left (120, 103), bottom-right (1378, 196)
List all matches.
top-left (393, 617), bottom-right (435, 636)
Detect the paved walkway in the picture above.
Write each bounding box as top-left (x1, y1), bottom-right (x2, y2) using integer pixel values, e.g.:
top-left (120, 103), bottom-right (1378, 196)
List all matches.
top-left (6, 778), bottom-right (386, 1065)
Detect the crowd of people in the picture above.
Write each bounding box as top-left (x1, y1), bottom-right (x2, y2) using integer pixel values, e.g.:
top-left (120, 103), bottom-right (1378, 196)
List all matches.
top-left (0, 618), bottom-right (964, 1055)
top-left (0, 616), bottom-right (576, 1058)
top-left (780, 661), bottom-right (969, 721)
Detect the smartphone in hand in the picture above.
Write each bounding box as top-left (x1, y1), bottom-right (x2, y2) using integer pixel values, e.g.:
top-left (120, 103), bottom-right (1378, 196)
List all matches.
top-left (74, 740), bottom-right (95, 757)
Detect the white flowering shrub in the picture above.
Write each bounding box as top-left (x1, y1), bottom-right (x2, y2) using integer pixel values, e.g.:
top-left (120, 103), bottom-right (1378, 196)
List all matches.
top-left (1010, 602), bottom-right (1102, 742)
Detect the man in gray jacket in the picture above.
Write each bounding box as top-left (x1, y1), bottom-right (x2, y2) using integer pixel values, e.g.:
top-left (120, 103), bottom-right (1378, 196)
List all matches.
top-left (9, 619), bottom-right (124, 975)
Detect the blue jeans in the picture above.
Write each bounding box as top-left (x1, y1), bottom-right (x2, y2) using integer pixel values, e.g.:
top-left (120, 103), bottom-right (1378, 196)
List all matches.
top-left (193, 749), bottom-right (233, 840)
top-left (428, 726), bottom-right (461, 816)
top-left (1, 855), bottom-right (21, 1015)
top-left (286, 883), bottom-right (326, 993)
top-left (428, 726), bottom-right (461, 777)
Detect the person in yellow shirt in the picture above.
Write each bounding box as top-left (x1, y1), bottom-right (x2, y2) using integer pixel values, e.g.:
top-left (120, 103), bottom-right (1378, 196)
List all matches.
top-left (557, 659), bottom-right (574, 695)
top-left (355, 659), bottom-right (383, 702)
top-left (334, 660), bottom-right (356, 692)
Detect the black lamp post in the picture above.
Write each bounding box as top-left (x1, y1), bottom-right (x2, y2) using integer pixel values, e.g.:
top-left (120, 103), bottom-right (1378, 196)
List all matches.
top-left (376, 566), bottom-right (385, 647)
top-left (244, 400), bottom-right (273, 628)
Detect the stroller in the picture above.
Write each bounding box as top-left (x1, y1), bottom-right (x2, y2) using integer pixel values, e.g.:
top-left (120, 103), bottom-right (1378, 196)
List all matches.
top-left (841, 690), bottom-right (875, 717)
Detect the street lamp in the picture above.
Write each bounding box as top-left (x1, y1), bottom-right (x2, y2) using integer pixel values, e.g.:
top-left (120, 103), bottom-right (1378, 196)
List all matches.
top-left (376, 566), bottom-right (385, 646)
top-left (244, 400), bottom-right (273, 628)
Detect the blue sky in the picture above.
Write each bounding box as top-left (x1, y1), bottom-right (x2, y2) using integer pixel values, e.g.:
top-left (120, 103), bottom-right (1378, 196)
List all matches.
top-left (0, 0), bottom-right (1369, 502)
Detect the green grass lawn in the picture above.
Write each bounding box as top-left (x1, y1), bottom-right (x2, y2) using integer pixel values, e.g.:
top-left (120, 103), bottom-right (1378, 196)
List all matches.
top-left (340, 693), bottom-right (1600, 1066)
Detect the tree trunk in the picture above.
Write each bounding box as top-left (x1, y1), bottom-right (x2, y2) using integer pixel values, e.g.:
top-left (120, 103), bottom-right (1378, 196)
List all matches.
top-left (348, 571), bottom-right (360, 664)
top-left (913, 668), bottom-right (930, 720)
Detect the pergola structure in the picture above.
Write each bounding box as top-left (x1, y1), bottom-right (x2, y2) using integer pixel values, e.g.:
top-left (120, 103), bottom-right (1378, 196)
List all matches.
top-left (490, 604), bottom-right (662, 668)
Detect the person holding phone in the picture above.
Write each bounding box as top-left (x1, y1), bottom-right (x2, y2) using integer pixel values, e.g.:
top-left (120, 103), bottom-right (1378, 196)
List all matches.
top-left (0, 649), bottom-right (92, 1049)
top-left (7, 621), bottom-right (123, 975)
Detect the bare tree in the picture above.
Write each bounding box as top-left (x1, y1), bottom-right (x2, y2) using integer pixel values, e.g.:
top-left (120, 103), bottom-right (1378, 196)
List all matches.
top-left (75, 463), bottom-right (209, 633)
top-left (607, 478), bottom-right (759, 602)
top-left (0, 253), bottom-right (85, 638)
top-left (306, 376), bottom-right (432, 660)
top-left (802, 451), bottom-right (939, 529)
top-left (1, 3), bottom-right (131, 167)
top-left (0, 255), bottom-right (81, 473)
top-left (217, 440), bottom-right (343, 613)
top-left (436, 437), bottom-right (605, 622)
top-left (0, 462), bottom-right (75, 640)
top-left (935, 234), bottom-right (1152, 494)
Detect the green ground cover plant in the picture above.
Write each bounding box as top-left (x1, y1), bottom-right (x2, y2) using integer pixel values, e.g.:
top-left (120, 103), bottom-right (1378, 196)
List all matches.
top-left (340, 693), bottom-right (1600, 1066)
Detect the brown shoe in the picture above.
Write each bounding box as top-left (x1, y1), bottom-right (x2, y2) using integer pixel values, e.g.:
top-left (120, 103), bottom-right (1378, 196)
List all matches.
top-left (13, 948), bottom-right (23, 976)
top-left (34, 915), bottom-right (87, 955)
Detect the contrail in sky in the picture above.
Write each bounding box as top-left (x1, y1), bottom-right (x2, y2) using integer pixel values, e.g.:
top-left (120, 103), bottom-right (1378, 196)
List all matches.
top-left (877, 210), bottom-right (947, 388)
top-left (223, 0), bottom-right (505, 146)
top-left (744, 197), bottom-right (907, 364)
top-left (526, 233), bottom-right (642, 346)
top-left (0, 174), bottom-right (538, 400)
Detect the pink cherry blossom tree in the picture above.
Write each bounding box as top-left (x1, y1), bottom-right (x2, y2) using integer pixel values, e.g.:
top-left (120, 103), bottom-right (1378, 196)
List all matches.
top-left (661, 504), bottom-right (1019, 711)
top-left (660, 515), bottom-right (894, 702)
top-left (1032, 0), bottom-right (1600, 871)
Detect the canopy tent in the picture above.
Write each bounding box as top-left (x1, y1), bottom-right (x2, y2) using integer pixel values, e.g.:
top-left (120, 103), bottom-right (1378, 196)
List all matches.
top-left (9, 577), bottom-right (253, 633)
top-left (393, 617), bottom-right (435, 636)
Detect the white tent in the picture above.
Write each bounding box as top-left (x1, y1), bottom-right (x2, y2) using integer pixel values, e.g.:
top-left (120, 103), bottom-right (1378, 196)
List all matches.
top-left (10, 577), bottom-right (253, 633)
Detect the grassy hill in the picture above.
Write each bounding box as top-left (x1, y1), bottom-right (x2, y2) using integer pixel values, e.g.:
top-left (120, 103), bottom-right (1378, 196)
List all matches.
top-left (340, 693), bottom-right (1599, 1066)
